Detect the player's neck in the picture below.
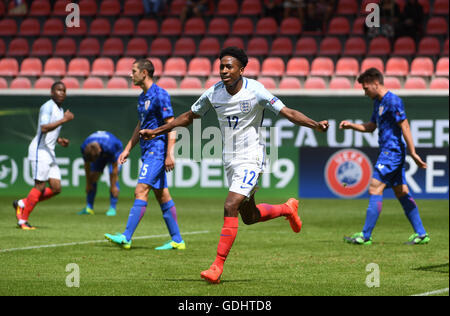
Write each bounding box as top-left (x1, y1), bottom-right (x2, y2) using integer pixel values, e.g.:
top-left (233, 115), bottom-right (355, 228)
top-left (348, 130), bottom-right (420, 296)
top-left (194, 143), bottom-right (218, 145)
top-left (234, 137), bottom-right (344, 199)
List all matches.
top-left (225, 77), bottom-right (243, 96)
top-left (141, 78), bottom-right (154, 93)
top-left (376, 87), bottom-right (389, 101)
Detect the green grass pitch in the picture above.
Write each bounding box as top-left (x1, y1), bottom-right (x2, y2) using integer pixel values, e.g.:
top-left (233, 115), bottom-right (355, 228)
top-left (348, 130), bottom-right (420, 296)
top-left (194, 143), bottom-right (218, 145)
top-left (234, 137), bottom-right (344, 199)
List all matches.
top-left (0, 196), bottom-right (448, 296)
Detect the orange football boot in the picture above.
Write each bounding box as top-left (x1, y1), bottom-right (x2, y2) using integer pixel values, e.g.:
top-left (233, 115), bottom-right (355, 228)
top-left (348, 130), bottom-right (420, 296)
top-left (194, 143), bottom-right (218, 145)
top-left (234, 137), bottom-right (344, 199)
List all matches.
top-left (200, 265), bottom-right (223, 284)
top-left (285, 198), bottom-right (302, 233)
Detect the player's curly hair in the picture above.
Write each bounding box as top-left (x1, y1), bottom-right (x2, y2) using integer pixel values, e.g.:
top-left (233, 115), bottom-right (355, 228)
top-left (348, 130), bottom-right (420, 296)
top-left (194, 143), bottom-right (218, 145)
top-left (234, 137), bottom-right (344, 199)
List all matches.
top-left (219, 47), bottom-right (248, 68)
top-left (357, 67), bottom-right (384, 85)
top-left (134, 58), bottom-right (155, 78)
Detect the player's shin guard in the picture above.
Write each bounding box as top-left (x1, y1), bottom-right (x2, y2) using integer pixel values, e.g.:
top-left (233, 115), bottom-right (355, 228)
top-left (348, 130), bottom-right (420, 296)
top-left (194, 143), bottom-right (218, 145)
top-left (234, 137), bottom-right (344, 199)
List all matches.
top-left (87, 182), bottom-right (97, 210)
top-left (213, 217), bottom-right (239, 270)
top-left (256, 203), bottom-right (289, 222)
top-left (160, 200), bottom-right (182, 243)
top-left (123, 199), bottom-right (147, 241)
top-left (362, 195), bottom-right (383, 240)
top-left (22, 188), bottom-right (42, 221)
top-left (38, 187), bottom-right (55, 202)
top-left (399, 194), bottom-right (426, 236)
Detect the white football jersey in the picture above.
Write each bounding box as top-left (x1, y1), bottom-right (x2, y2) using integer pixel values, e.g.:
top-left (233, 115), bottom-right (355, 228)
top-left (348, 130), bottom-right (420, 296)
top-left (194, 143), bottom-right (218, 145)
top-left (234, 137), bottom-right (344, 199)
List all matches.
top-left (28, 99), bottom-right (64, 162)
top-left (191, 77), bottom-right (285, 165)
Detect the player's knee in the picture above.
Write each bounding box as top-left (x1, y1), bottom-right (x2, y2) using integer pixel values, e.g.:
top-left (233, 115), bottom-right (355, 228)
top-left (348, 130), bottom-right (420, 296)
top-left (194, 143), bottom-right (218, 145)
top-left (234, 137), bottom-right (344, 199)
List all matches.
top-left (224, 201), bottom-right (239, 217)
top-left (51, 186), bottom-right (62, 195)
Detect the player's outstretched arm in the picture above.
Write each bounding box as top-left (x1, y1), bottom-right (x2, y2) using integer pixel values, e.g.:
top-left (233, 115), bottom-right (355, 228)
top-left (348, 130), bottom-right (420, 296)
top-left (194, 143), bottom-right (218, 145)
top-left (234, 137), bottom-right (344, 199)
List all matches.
top-left (399, 119), bottom-right (427, 169)
top-left (279, 107), bottom-right (329, 132)
top-left (140, 110), bottom-right (200, 140)
top-left (339, 120), bottom-right (377, 133)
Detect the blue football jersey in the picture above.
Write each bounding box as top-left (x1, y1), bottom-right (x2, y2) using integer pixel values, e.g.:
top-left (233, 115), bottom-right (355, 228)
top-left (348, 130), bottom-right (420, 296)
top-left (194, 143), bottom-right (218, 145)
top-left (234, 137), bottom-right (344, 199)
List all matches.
top-left (81, 131), bottom-right (123, 163)
top-left (370, 91), bottom-right (407, 160)
top-left (137, 83), bottom-right (174, 159)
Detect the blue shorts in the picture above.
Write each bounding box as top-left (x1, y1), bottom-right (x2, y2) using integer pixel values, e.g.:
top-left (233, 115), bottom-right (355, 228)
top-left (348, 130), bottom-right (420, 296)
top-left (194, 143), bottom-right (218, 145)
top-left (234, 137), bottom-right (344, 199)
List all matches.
top-left (90, 158), bottom-right (122, 175)
top-left (372, 154), bottom-right (406, 188)
top-left (137, 157), bottom-right (167, 189)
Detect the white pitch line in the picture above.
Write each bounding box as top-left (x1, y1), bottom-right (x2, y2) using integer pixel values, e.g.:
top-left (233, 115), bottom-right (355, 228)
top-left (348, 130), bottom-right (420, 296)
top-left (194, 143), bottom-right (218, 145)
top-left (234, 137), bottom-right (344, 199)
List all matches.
top-left (0, 230), bottom-right (210, 253)
top-left (411, 288), bottom-right (449, 296)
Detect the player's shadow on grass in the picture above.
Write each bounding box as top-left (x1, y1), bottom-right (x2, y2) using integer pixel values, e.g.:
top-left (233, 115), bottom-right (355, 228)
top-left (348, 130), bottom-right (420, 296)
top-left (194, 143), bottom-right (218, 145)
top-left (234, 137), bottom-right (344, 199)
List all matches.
top-left (412, 263), bottom-right (449, 274)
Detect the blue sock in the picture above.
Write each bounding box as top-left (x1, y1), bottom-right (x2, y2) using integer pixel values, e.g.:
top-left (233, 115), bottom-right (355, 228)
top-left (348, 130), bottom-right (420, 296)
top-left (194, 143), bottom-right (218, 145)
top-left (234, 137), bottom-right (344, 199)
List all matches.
top-left (362, 195), bottom-right (383, 240)
top-left (109, 181), bottom-right (120, 209)
top-left (160, 200), bottom-right (182, 243)
top-left (86, 182), bottom-right (97, 209)
top-left (123, 199), bottom-right (147, 241)
top-left (399, 194), bottom-right (426, 236)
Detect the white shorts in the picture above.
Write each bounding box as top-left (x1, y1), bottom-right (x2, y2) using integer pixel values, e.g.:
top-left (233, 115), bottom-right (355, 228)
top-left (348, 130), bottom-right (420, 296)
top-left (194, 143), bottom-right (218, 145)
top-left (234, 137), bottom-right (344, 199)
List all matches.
top-left (30, 159), bottom-right (61, 181)
top-left (226, 160), bottom-right (263, 197)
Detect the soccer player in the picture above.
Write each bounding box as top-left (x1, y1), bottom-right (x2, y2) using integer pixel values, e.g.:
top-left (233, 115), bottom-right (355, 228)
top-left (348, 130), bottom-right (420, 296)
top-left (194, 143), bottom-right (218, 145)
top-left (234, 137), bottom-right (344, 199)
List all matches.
top-left (104, 59), bottom-right (185, 250)
top-left (13, 82), bottom-right (74, 229)
top-left (139, 47), bottom-right (329, 284)
top-left (78, 131), bottom-right (123, 216)
top-left (341, 68), bottom-right (429, 245)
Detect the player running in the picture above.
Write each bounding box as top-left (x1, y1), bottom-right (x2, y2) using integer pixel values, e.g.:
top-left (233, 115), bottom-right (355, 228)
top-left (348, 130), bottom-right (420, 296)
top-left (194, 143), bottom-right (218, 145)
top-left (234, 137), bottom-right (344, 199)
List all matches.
top-left (78, 131), bottom-right (123, 216)
top-left (341, 68), bottom-right (429, 245)
top-left (139, 47), bottom-right (329, 283)
top-left (104, 59), bottom-right (185, 250)
top-left (13, 82), bottom-right (74, 229)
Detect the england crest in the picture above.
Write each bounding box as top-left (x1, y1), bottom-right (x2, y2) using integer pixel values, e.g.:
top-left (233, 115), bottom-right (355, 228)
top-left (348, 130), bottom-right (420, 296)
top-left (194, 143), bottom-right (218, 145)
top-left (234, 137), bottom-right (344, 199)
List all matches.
top-left (240, 100), bottom-right (251, 113)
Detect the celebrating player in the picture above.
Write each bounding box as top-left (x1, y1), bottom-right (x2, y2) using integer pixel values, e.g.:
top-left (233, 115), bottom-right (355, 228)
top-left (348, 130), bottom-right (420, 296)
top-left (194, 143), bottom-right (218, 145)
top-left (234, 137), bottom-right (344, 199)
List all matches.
top-left (341, 68), bottom-right (429, 245)
top-left (13, 82), bottom-right (74, 230)
top-left (104, 59), bottom-right (185, 250)
top-left (139, 47), bottom-right (329, 283)
top-left (79, 131), bottom-right (123, 216)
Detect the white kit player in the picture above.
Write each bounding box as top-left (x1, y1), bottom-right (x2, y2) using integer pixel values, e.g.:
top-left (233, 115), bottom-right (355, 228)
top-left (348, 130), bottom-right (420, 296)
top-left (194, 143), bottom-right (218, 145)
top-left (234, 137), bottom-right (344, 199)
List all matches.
top-left (139, 47), bottom-right (329, 284)
top-left (13, 82), bottom-right (74, 230)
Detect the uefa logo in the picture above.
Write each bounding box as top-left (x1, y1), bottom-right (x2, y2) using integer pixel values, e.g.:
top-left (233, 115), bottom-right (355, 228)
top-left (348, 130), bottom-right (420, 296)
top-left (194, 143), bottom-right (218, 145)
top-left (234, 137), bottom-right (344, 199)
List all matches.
top-left (324, 149), bottom-right (373, 198)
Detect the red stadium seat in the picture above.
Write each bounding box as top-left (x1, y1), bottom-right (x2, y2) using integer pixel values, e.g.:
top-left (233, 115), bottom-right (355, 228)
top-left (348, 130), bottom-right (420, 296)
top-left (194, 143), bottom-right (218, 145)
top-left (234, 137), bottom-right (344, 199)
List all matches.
top-left (216, 0), bottom-right (239, 16)
top-left (19, 18), bottom-right (40, 37)
top-left (197, 37), bottom-right (221, 57)
top-left (168, 0), bottom-right (186, 16)
top-left (115, 57), bottom-right (135, 76)
top-left (43, 57), bottom-right (67, 77)
top-left (42, 18), bottom-right (64, 37)
top-left (240, 0), bottom-right (262, 16)
top-left (223, 37), bottom-right (245, 50)
top-left (163, 57), bottom-right (187, 77)
top-left (65, 18), bottom-right (87, 36)
top-left (392, 36), bottom-right (416, 57)
top-left (418, 0), bottom-right (430, 13)
top-left (361, 57), bottom-right (384, 72)
top-left (148, 57), bottom-right (163, 77)
top-left (261, 57), bottom-right (285, 77)
top-left (10, 77), bottom-right (32, 89)
top-left (187, 57), bottom-right (211, 77)
top-left (30, 38), bottom-right (53, 57)
top-left (327, 17), bottom-right (350, 36)
top-left (0, 39), bottom-right (5, 56)
top-left (279, 17), bottom-right (301, 36)
top-left (343, 37), bottom-right (367, 56)
top-left (335, 57), bottom-right (359, 76)
top-left (351, 17), bottom-right (366, 35)
top-left (205, 77), bottom-right (221, 89)
top-left (136, 19), bottom-right (158, 36)
top-left (34, 77), bottom-right (55, 89)
top-left (52, 0), bottom-right (72, 16)
top-left (91, 57), bottom-right (114, 77)
top-left (433, 0), bottom-right (449, 15)
top-left (255, 17), bottom-right (278, 36)
top-left (430, 77), bottom-right (449, 89)
top-left (258, 77), bottom-right (277, 89)
top-left (294, 37), bottom-right (317, 57)
top-left (19, 57), bottom-right (43, 76)
top-left (0, 58), bottom-right (19, 76)
top-left (231, 17), bottom-right (254, 37)
top-left (78, 0), bottom-right (98, 16)
top-left (443, 38), bottom-right (449, 56)
top-left (0, 18), bottom-right (17, 36)
top-left (212, 58), bottom-right (220, 74)
top-left (67, 58), bottom-right (90, 77)
top-left (125, 37), bottom-right (148, 56)
top-left (310, 57), bottom-right (334, 76)
top-left (160, 18), bottom-right (182, 37)
top-left (435, 57), bottom-right (449, 76)
top-left (83, 77), bottom-right (104, 89)
top-left (112, 18), bottom-right (135, 36)
top-left (157, 77), bottom-right (177, 89)
top-left (61, 76), bottom-right (80, 89)
top-left (417, 37), bottom-right (441, 56)
top-left (285, 57), bottom-right (309, 76)
top-left (244, 57), bottom-right (261, 77)
top-left (54, 37), bottom-right (76, 57)
top-left (337, 0), bottom-right (358, 15)
top-left (279, 77), bottom-right (302, 89)
top-left (383, 77), bottom-right (401, 89)
top-left (304, 77), bottom-right (326, 89)
top-left (173, 37), bottom-right (196, 57)
top-left (149, 37), bottom-right (172, 57)
top-left (29, 0), bottom-right (51, 16)
top-left (329, 77), bottom-right (352, 89)
top-left (270, 37), bottom-right (293, 57)
top-left (89, 18), bottom-right (111, 36)
top-left (123, 0), bottom-right (144, 16)
top-left (368, 36), bottom-right (391, 56)
top-left (208, 17), bottom-right (230, 37)
top-left (426, 17), bottom-right (448, 36)
top-left (0, 77), bottom-right (7, 89)
top-left (180, 77), bottom-right (203, 89)
top-left (319, 37), bottom-right (342, 56)
top-left (409, 57), bottom-right (434, 77)
top-left (385, 57), bottom-right (409, 76)
top-left (99, 0), bottom-right (121, 16)
top-left (184, 17), bottom-right (206, 36)
top-left (247, 37), bottom-right (269, 56)
top-left (102, 37), bottom-right (124, 57)
top-left (7, 38), bottom-right (29, 57)
top-left (360, 0), bottom-right (381, 14)
top-left (78, 37), bottom-right (101, 57)
top-left (107, 77), bottom-right (128, 89)
top-left (404, 77), bottom-right (427, 89)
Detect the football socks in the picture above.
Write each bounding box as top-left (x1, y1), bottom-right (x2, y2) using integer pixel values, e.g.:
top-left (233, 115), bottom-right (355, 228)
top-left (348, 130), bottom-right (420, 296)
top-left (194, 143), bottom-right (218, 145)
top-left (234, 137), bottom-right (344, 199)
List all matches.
top-left (213, 217), bottom-right (239, 270)
top-left (160, 200), bottom-right (182, 243)
top-left (362, 194), bottom-right (383, 240)
top-left (123, 199), bottom-right (147, 241)
top-left (399, 194), bottom-right (426, 236)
